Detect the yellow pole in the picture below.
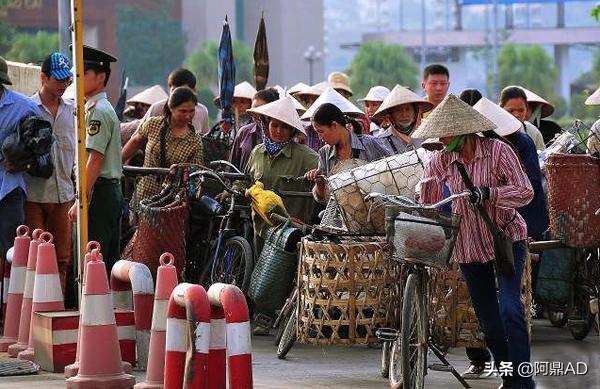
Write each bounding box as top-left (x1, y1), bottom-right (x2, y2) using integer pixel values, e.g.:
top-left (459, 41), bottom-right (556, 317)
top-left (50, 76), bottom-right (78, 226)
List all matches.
top-left (70, 0), bottom-right (88, 305)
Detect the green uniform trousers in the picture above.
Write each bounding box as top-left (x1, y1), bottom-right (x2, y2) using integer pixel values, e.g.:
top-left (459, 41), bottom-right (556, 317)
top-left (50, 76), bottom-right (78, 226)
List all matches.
top-left (89, 179), bottom-right (123, 274)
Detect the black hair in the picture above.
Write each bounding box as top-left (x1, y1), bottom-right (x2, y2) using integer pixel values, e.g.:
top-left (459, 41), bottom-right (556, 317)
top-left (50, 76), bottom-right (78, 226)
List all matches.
top-left (167, 68), bottom-right (196, 89)
top-left (41, 55), bottom-right (53, 78)
top-left (459, 89), bottom-right (482, 107)
top-left (158, 87), bottom-right (197, 167)
top-left (84, 64), bottom-right (111, 87)
top-left (423, 64), bottom-right (449, 80)
top-left (254, 88), bottom-right (279, 104)
top-left (312, 103), bottom-right (362, 135)
top-left (499, 86), bottom-right (527, 107)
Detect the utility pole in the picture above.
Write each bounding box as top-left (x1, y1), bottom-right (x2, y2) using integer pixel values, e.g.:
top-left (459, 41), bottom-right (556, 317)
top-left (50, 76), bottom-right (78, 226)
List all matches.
top-left (420, 0), bottom-right (427, 71)
top-left (491, 0), bottom-right (499, 100)
top-left (58, 0), bottom-right (71, 53)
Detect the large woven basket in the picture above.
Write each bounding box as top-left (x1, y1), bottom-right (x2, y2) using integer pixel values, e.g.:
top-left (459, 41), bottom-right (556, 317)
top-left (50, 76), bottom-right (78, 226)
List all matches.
top-left (430, 255), bottom-right (532, 350)
top-left (297, 237), bottom-right (402, 345)
top-left (327, 150), bottom-right (425, 234)
top-left (546, 153), bottom-right (600, 248)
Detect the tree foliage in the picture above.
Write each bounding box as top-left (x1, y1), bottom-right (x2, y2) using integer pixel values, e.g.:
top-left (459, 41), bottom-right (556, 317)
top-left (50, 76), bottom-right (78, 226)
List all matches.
top-left (0, 0), bottom-right (14, 56)
top-left (571, 51), bottom-right (600, 120)
top-left (6, 31), bottom-right (58, 63)
top-left (498, 44), bottom-right (557, 98)
top-left (345, 41), bottom-right (419, 99)
top-left (184, 40), bottom-right (254, 92)
top-left (116, 1), bottom-right (185, 86)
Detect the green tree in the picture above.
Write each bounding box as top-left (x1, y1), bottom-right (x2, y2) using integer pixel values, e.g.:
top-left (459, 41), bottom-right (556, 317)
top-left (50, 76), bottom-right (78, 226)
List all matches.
top-left (6, 31), bottom-right (59, 63)
top-left (345, 41), bottom-right (419, 99)
top-left (570, 51), bottom-right (600, 120)
top-left (592, 5), bottom-right (600, 22)
top-left (116, 1), bottom-right (185, 86)
top-left (0, 0), bottom-right (15, 56)
top-left (184, 40), bottom-right (254, 92)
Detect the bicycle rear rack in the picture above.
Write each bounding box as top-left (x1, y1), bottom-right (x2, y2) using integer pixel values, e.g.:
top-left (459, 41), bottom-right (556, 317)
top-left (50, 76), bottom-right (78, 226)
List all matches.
top-left (376, 328), bottom-right (399, 342)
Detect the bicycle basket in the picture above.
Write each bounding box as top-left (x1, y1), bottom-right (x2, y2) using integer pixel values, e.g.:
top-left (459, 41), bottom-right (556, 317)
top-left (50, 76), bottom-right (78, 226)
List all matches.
top-left (385, 206), bottom-right (461, 269)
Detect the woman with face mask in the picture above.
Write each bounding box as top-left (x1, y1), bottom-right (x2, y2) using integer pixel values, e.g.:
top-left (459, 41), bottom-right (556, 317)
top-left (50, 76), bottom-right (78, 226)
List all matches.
top-left (415, 95), bottom-right (535, 389)
top-left (371, 85), bottom-right (433, 154)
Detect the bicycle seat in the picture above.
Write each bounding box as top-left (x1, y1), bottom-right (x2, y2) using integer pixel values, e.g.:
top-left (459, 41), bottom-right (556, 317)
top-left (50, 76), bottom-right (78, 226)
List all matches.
top-left (194, 195), bottom-right (226, 216)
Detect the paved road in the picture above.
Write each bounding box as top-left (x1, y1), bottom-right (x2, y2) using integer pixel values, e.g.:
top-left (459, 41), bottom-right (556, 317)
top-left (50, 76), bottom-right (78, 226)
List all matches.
top-left (0, 319), bottom-right (597, 388)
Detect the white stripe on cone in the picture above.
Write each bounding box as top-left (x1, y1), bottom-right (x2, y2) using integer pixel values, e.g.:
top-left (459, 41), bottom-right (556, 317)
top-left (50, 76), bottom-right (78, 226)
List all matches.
top-left (209, 319), bottom-right (226, 350)
top-left (34, 324), bottom-right (137, 346)
top-left (7, 267), bottom-right (26, 294)
top-left (112, 290), bottom-right (133, 310)
top-left (194, 322), bottom-right (211, 354)
top-left (226, 322), bottom-right (252, 356)
top-left (23, 270), bottom-right (35, 298)
top-left (32, 274), bottom-right (63, 303)
top-left (117, 325), bottom-right (136, 340)
top-left (150, 300), bottom-right (168, 332)
top-left (166, 318), bottom-right (186, 352)
top-left (82, 295), bottom-right (116, 326)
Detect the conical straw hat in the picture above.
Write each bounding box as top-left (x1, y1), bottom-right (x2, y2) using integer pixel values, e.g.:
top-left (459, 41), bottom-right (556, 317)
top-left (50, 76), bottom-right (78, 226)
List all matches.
top-left (585, 86), bottom-right (600, 106)
top-left (327, 71), bottom-right (353, 96)
top-left (295, 81), bottom-right (329, 98)
top-left (289, 94), bottom-right (306, 114)
top-left (213, 81), bottom-right (258, 108)
top-left (411, 94), bottom-right (497, 139)
top-left (508, 85), bottom-right (554, 118)
top-left (474, 97), bottom-right (521, 136)
top-left (372, 84), bottom-right (433, 122)
top-left (301, 87), bottom-right (364, 120)
top-left (247, 96), bottom-right (306, 135)
top-left (357, 86), bottom-right (391, 102)
top-left (288, 82), bottom-right (309, 96)
top-left (127, 85), bottom-right (168, 106)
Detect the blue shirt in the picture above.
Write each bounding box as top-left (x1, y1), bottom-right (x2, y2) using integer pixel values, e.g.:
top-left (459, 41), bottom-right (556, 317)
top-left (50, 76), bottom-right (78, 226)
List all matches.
top-left (508, 131), bottom-right (550, 240)
top-left (0, 88), bottom-right (42, 201)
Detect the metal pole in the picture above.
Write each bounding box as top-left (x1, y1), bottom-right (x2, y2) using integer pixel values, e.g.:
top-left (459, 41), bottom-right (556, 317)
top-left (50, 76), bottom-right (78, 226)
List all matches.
top-left (58, 0), bottom-right (71, 53)
top-left (308, 59), bottom-right (314, 85)
top-left (70, 0), bottom-right (88, 305)
top-left (420, 0), bottom-right (427, 70)
top-left (491, 0), bottom-right (499, 100)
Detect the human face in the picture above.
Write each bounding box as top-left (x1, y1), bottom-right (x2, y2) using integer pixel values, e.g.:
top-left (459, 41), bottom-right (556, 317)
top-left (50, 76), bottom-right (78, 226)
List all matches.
top-left (170, 101), bottom-right (196, 126)
top-left (312, 121), bottom-right (342, 146)
top-left (503, 97), bottom-right (528, 123)
top-left (41, 73), bottom-right (71, 98)
top-left (364, 101), bottom-right (382, 118)
top-left (232, 97), bottom-right (252, 115)
top-left (421, 74), bottom-right (450, 107)
top-left (83, 69), bottom-right (105, 98)
top-left (387, 104), bottom-right (416, 129)
top-left (268, 119), bottom-right (295, 142)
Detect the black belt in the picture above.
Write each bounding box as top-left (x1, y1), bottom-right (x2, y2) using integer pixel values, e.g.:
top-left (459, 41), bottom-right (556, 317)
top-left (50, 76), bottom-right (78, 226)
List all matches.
top-left (95, 177), bottom-right (120, 185)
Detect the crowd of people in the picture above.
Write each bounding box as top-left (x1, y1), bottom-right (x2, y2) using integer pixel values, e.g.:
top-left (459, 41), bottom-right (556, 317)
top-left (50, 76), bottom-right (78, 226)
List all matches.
top-left (2, 45), bottom-right (600, 389)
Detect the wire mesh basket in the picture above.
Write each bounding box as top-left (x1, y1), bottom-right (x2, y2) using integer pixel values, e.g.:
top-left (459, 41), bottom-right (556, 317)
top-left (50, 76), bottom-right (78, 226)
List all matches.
top-left (327, 149), bottom-right (426, 234)
top-left (385, 205), bottom-right (461, 269)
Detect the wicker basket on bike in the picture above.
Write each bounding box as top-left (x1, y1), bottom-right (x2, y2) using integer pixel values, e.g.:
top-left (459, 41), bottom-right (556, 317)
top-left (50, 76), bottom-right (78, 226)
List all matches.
top-left (546, 152), bottom-right (600, 248)
top-left (123, 164), bottom-right (198, 278)
top-left (297, 236), bottom-right (402, 345)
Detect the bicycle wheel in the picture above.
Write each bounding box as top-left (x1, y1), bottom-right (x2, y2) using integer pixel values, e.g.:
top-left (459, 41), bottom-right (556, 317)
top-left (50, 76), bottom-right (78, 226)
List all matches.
top-left (380, 341), bottom-right (391, 379)
top-left (388, 339), bottom-right (403, 388)
top-left (547, 309), bottom-right (568, 328)
top-left (277, 308), bottom-right (297, 359)
top-left (401, 273), bottom-right (426, 389)
top-left (274, 306), bottom-right (293, 346)
top-left (568, 286), bottom-right (594, 340)
top-left (211, 236), bottom-right (253, 293)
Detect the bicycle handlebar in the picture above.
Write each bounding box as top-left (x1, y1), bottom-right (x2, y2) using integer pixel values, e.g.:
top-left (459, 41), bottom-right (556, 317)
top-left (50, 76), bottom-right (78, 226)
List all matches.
top-left (188, 169), bottom-right (249, 196)
top-left (123, 165), bottom-right (170, 176)
top-left (365, 191), bottom-right (471, 210)
top-left (209, 160), bottom-right (243, 174)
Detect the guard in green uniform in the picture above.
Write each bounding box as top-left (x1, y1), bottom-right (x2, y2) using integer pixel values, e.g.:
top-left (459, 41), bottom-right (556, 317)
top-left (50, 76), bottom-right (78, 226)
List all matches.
top-left (68, 45), bottom-right (122, 273)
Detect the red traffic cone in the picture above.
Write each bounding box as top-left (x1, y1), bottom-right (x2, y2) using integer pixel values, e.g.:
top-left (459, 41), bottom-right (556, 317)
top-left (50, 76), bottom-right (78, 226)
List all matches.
top-left (2, 247), bottom-right (12, 322)
top-left (134, 253), bottom-right (178, 389)
top-left (66, 248), bottom-right (135, 388)
top-left (18, 232), bottom-right (65, 361)
top-left (0, 226), bottom-right (31, 351)
top-left (8, 229), bottom-right (43, 357)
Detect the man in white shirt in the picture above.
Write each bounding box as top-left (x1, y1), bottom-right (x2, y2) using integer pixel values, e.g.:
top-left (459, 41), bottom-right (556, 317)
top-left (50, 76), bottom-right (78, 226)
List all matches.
top-left (25, 53), bottom-right (75, 298)
top-left (140, 68), bottom-right (209, 135)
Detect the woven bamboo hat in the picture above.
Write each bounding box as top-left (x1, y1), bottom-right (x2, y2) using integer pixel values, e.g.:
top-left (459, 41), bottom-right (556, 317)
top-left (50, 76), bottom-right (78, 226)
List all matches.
top-left (247, 96), bottom-right (306, 135)
top-left (288, 82), bottom-right (309, 96)
top-left (372, 84), bottom-right (434, 122)
top-left (357, 86), bottom-right (390, 103)
top-left (327, 71), bottom-right (353, 96)
top-left (127, 85), bottom-right (168, 106)
top-left (474, 97), bottom-right (521, 136)
top-left (289, 94), bottom-right (306, 115)
top-left (213, 81), bottom-right (257, 108)
top-left (508, 85), bottom-right (554, 118)
top-left (585, 86), bottom-right (600, 105)
top-left (301, 87), bottom-right (364, 120)
top-left (295, 81), bottom-right (329, 99)
top-left (411, 94), bottom-right (497, 139)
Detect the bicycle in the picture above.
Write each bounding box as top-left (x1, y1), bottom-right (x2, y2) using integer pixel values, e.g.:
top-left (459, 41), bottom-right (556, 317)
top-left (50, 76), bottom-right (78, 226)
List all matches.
top-left (365, 191), bottom-right (472, 389)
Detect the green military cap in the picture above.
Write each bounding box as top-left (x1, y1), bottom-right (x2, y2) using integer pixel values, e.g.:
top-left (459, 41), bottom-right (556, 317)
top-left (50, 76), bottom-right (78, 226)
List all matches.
top-left (82, 45), bottom-right (117, 71)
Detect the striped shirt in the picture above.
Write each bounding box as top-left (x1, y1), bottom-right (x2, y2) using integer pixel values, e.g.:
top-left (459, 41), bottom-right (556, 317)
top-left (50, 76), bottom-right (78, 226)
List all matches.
top-left (419, 136), bottom-right (533, 264)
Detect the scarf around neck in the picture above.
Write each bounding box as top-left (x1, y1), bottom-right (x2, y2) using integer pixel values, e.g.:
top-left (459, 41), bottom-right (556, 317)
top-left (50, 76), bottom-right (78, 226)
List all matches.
top-left (258, 119), bottom-right (293, 156)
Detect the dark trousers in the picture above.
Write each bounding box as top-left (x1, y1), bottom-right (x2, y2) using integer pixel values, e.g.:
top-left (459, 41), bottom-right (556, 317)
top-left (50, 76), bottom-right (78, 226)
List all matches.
top-left (466, 346), bottom-right (491, 365)
top-left (0, 188), bottom-right (25, 257)
top-left (460, 241), bottom-right (535, 389)
top-left (89, 180), bottom-right (123, 275)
